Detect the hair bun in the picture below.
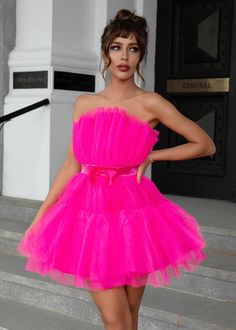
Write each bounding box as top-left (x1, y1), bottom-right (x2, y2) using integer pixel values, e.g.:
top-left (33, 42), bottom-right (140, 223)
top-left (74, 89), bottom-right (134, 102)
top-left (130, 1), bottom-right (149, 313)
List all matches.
top-left (114, 9), bottom-right (147, 30)
top-left (114, 9), bottom-right (135, 21)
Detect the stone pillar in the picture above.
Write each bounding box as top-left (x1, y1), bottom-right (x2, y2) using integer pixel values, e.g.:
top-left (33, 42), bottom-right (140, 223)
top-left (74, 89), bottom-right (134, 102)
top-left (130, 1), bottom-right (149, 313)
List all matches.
top-left (2, 0), bottom-right (104, 200)
top-left (0, 0), bottom-right (16, 194)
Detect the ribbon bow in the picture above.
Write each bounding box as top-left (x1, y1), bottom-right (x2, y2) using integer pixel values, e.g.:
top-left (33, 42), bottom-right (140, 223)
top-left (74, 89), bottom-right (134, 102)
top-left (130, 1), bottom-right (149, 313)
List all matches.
top-left (88, 166), bottom-right (123, 186)
top-left (80, 164), bottom-right (138, 186)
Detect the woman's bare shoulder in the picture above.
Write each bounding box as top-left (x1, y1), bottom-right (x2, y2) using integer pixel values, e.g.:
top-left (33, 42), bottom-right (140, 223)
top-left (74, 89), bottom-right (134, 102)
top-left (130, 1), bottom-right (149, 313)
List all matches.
top-left (141, 91), bottom-right (185, 121)
top-left (75, 93), bottom-right (105, 107)
top-left (140, 91), bottom-right (169, 114)
top-left (73, 93), bottom-right (99, 120)
top-left (141, 91), bottom-right (167, 105)
top-left (74, 93), bottom-right (94, 108)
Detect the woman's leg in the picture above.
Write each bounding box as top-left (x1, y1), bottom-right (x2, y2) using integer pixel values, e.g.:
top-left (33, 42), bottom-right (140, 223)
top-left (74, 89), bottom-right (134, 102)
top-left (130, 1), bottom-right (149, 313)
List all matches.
top-left (90, 285), bottom-right (133, 330)
top-left (124, 285), bottom-right (146, 330)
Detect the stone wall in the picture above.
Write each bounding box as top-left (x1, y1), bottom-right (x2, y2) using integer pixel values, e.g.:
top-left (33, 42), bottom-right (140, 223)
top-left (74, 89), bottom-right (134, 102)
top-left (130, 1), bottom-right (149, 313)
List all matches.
top-left (0, 0), bottom-right (16, 193)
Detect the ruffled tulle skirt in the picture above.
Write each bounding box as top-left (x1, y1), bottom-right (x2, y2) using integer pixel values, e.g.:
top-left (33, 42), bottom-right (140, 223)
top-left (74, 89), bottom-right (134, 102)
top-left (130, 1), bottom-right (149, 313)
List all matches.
top-left (17, 170), bottom-right (207, 291)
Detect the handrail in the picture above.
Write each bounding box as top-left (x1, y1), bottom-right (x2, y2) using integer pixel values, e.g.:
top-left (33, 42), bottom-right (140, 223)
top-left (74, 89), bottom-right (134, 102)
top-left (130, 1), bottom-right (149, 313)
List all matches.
top-left (0, 98), bottom-right (50, 130)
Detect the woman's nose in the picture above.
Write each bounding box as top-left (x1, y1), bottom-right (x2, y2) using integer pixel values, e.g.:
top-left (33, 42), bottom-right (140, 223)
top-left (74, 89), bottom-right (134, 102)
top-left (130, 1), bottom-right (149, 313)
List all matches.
top-left (121, 49), bottom-right (128, 61)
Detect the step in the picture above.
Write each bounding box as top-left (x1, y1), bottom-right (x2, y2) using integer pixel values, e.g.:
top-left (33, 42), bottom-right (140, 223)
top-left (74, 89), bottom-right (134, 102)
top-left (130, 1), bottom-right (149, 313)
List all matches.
top-left (0, 195), bottom-right (41, 222)
top-left (166, 195), bottom-right (236, 230)
top-left (0, 252), bottom-right (235, 329)
top-left (1, 194), bottom-right (236, 329)
top-left (142, 285), bottom-right (235, 330)
top-left (0, 216), bottom-right (236, 302)
top-left (0, 251), bottom-right (183, 330)
top-left (1, 207), bottom-right (236, 256)
top-left (166, 194), bottom-right (236, 252)
top-left (0, 296), bottom-right (100, 330)
top-left (1, 194), bottom-right (236, 252)
top-left (0, 218), bottom-right (27, 255)
top-left (169, 247), bottom-right (236, 302)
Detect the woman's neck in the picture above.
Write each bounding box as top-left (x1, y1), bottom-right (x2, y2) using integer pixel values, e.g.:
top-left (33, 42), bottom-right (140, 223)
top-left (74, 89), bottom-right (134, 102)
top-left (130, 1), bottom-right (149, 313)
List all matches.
top-left (103, 77), bottom-right (142, 101)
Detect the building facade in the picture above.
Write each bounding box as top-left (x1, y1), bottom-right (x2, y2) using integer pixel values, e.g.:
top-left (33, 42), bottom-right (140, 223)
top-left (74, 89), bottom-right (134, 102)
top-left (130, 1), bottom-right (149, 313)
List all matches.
top-left (1, 0), bottom-right (236, 202)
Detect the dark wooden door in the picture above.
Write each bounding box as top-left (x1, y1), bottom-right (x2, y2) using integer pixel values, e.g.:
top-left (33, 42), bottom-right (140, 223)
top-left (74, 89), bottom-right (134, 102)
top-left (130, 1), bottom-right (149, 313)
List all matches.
top-left (153, 0), bottom-right (236, 201)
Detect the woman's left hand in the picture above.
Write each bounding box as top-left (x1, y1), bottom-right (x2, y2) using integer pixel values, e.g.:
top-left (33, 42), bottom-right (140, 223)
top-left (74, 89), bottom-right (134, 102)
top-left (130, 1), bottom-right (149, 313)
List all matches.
top-left (136, 156), bottom-right (153, 183)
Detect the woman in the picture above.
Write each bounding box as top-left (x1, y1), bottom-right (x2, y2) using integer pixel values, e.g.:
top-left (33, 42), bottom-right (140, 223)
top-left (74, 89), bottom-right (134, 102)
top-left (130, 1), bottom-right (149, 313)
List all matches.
top-left (17, 9), bottom-right (216, 330)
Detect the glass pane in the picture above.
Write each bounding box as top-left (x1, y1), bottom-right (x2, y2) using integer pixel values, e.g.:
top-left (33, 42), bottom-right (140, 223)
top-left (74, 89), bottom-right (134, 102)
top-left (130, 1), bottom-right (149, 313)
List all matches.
top-left (182, 6), bottom-right (220, 63)
top-left (198, 9), bottom-right (219, 60)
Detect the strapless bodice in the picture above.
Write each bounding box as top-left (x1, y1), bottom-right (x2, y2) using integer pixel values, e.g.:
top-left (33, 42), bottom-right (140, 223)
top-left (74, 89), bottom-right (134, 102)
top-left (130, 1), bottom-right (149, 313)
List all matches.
top-left (72, 106), bottom-right (160, 167)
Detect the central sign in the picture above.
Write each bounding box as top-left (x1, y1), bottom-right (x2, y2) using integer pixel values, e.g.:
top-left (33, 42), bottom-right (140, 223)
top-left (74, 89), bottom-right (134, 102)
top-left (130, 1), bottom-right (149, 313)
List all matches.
top-left (167, 78), bottom-right (229, 93)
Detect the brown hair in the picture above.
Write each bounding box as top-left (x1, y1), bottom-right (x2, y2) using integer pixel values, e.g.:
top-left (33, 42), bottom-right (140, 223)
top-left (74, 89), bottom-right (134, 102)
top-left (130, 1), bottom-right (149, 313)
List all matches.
top-left (100, 9), bottom-right (148, 83)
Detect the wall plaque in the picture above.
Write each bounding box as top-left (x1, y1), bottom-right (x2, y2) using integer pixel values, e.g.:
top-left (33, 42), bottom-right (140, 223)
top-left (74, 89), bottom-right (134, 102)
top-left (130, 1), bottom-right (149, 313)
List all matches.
top-left (54, 71), bottom-right (95, 92)
top-left (167, 77), bottom-right (229, 93)
top-left (13, 71), bottom-right (48, 89)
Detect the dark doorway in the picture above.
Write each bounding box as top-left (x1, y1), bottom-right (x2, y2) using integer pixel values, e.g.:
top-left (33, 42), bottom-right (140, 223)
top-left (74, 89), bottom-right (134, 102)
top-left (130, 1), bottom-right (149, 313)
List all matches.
top-left (153, 0), bottom-right (236, 201)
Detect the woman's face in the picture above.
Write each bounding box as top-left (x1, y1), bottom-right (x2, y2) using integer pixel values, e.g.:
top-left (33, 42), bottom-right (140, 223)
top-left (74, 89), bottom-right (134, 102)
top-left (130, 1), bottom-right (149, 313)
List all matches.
top-left (105, 33), bottom-right (141, 81)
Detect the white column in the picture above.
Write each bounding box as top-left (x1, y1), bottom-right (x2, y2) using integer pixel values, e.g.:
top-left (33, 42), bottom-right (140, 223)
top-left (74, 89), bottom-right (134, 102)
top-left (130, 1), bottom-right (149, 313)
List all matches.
top-left (0, 0), bottom-right (16, 194)
top-left (140, 0), bottom-right (158, 91)
top-left (3, 0), bottom-right (103, 200)
top-left (3, 0), bottom-right (53, 200)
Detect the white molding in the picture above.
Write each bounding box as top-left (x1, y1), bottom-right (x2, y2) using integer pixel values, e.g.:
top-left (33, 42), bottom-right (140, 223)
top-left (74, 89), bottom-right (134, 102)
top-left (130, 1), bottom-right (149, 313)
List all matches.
top-left (8, 46), bottom-right (100, 72)
top-left (52, 49), bottom-right (100, 72)
top-left (8, 47), bottom-right (51, 67)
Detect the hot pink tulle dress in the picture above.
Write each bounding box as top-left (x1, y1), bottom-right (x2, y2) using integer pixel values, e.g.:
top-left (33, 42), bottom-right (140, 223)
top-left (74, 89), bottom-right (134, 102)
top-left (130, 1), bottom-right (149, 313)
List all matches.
top-left (17, 106), bottom-right (207, 291)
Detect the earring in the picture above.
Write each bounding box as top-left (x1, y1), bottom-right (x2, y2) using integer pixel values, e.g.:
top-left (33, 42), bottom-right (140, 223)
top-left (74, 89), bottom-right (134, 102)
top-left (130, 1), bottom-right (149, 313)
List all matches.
top-left (103, 66), bottom-right (107, 80)
top-left (103, 65), bottom-right (111, 81)
top-left (136, 72), bottom-right (140, 85)
top-left (99, 57), bottom-right (107, 80)
top-left (136, 63), bottom-right (141, 86)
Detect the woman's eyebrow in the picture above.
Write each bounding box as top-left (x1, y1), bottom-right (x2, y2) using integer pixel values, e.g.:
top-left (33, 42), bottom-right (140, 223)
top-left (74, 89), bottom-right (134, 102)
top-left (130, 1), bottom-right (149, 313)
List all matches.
top-left (111, 41), bottom-right (138, 46)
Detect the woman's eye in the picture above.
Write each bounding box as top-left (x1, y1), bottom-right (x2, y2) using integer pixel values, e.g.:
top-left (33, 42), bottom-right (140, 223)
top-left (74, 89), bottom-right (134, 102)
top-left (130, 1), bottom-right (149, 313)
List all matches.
top-left (110, 45), bottom-right (120, 51)
top-left (130, 47), bottom-right (139, 53)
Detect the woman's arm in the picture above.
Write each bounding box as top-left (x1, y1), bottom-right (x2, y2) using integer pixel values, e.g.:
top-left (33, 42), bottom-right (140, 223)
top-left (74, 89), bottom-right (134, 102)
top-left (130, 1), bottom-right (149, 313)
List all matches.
top-left (145, 92), bottom-right (216, 162)
top-left (28, 95), bottom-right (87, 229)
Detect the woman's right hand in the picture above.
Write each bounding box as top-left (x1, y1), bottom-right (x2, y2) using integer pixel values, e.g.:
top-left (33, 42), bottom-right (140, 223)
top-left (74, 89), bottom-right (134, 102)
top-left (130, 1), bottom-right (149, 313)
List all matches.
top-left (24, 215), bottom-right (41, 235)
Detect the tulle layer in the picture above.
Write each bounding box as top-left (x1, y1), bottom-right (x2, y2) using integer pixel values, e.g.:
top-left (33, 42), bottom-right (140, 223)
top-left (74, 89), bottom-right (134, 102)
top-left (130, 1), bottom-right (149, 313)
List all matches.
top-left (17, 172), bottom-right (207, 291)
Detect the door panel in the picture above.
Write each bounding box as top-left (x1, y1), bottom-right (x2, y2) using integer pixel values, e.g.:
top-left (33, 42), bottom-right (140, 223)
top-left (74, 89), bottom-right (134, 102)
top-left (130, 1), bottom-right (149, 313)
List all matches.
top-left (154, 0), bottom-right (236, 200)
top-left (172, 0), bottom-right (232, 77)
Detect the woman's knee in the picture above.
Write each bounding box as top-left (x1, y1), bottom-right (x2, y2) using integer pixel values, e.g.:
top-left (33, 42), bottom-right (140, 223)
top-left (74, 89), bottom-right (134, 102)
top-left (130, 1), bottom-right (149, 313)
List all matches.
top-left (90, 286), bottom-right (132, 328)
top-left (99, 298), bottom-right (132, 328)
top-left (102, 312), bottom-right (132, 329)
top-left (125, 285), bottom-right (146, 314)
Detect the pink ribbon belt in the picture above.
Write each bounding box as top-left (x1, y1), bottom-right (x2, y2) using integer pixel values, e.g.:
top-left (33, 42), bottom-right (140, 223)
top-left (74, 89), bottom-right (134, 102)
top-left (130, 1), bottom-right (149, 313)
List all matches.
top-left (80, 164), bottom-right (138, 186)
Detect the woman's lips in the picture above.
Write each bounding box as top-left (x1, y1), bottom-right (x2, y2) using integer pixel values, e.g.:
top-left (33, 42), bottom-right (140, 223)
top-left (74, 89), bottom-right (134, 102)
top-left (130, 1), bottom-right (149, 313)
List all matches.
top-left (117, 65), bottom-right (130, 71)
